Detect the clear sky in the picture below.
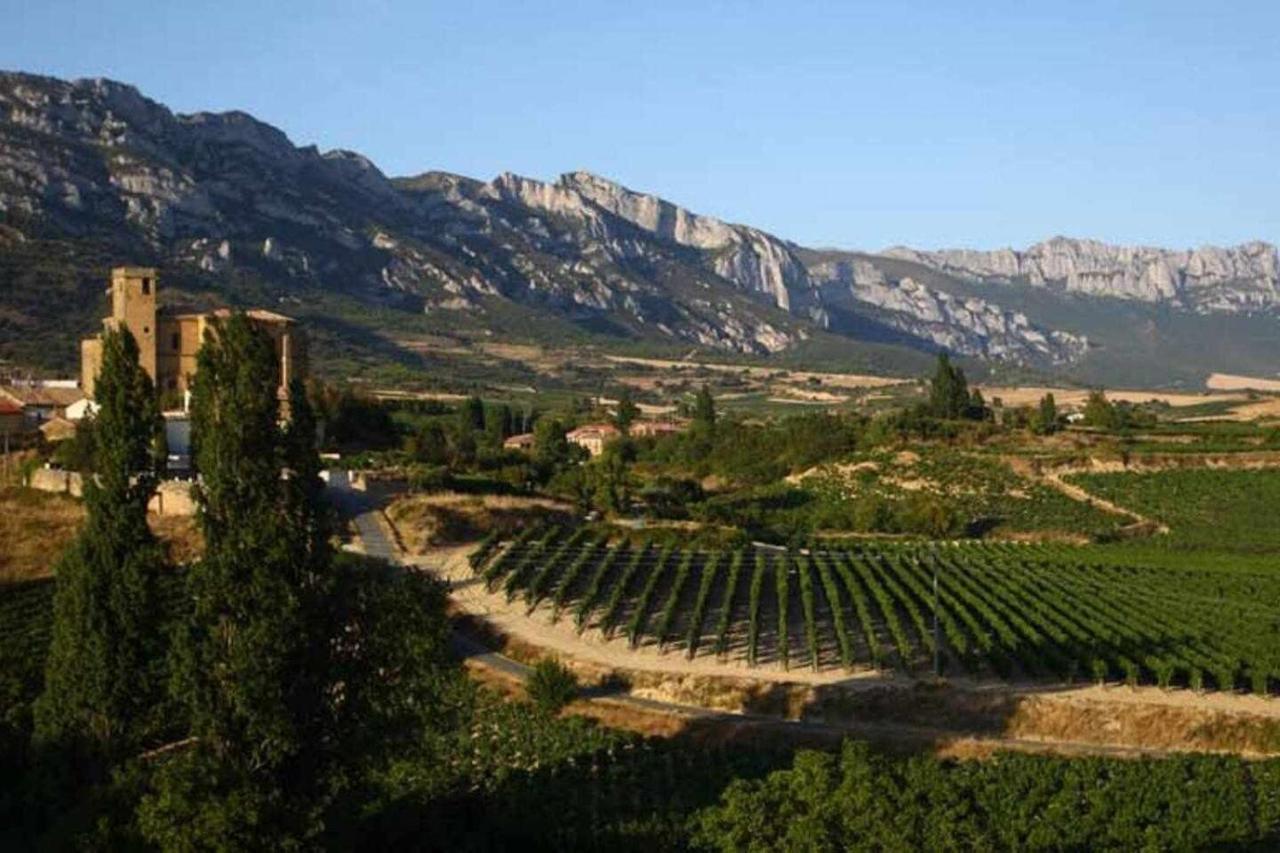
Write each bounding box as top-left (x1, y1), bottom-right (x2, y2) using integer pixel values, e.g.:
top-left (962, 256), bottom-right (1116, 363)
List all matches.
top-left (4, 1), bottom-right (1278, 251)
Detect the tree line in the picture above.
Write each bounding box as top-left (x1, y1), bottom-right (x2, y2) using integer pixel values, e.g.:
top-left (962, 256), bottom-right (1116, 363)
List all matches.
top-left (10, 317), bottom-right (454, 848)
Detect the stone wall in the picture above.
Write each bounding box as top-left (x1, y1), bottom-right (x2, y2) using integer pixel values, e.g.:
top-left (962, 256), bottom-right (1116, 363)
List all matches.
top-left (28, 467), bottom-right (81, 497)
top-left (28, 468), bottom-right (196, 516)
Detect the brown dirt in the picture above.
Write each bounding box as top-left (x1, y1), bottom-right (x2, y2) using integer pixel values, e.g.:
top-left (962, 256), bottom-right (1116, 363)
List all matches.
top-left (0, 487), bottom-right (85, 583)
top-left (1206, 372), bottom-right (1280, 392)
top-left (980, 385), bottom-right (1243, 409)
top-left (385, 492), bottom-right (573, 555)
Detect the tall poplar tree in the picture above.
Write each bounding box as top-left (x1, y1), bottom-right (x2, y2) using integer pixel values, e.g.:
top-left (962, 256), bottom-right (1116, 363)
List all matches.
top-left (928, 353), bottom-right (970, 419)
top-left (613, 387), bottom-right (639, 434)
top-left (143, 314), bottom-right (327, 846)
top-left (35, 325), bottom-right (165, 767)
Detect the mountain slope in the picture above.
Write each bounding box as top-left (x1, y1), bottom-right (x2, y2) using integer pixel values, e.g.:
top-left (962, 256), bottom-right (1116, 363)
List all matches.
top-left (1, 71), bottom-right (1277, 387)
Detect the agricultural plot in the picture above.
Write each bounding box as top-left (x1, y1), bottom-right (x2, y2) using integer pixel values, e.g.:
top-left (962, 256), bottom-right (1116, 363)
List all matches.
top-left (796, 449), bottom-right (1122, 537)
top-left (473, 527), bottom-right (1280, 694)
top-left (1068, 468), bottom-right (1280, 553)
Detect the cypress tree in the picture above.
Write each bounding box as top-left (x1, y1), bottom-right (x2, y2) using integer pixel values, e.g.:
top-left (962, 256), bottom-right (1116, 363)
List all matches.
top-left (693, 385), bottom-right (716, 436)
top-left (35, 325), bottom-right (165, 767)
top-left (928, 353), bottom-right (970, 419)
top-left (613, 387), bottom-right (639, 434)
top-left (459, 394), bottom-right (485, 434)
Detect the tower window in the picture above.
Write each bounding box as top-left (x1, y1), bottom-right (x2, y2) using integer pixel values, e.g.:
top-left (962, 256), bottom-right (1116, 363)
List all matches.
top-left (142, 278), bottom-right (151, 295)
top-left (171, 332), bottom-right (180, 351)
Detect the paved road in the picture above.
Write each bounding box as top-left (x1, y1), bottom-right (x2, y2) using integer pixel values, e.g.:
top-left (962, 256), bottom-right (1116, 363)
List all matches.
top-left (341, 495), bottom-right (726, 719)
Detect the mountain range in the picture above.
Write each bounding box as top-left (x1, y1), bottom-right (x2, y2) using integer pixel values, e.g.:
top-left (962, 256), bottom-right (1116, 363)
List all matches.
top-left (2, 70), bottom-right (1278, 388)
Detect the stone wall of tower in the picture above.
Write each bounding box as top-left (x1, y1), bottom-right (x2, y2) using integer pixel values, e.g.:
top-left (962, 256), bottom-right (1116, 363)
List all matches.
top-left (80, 337), bottom-right (104, 399)
top-left (107, 266), bottom-right (159, 380)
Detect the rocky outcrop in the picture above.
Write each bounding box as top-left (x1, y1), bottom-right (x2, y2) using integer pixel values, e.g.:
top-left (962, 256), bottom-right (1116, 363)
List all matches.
top-left (2, 70), bottom-right (1276, 373)
top-left (808, 258), bottom-right (1088, 363)
top-left (884, 237), bottom-right (1280, 312)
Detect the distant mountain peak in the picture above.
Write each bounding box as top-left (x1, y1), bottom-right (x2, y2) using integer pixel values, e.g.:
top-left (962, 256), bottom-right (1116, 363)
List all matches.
top-left (4, 69), bottom-right (1280, 381)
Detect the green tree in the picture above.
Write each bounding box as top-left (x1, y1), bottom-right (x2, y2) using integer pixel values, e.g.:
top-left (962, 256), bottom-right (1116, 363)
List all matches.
top-left (966, 387), bottom-right (988, 421)
top-left (1083, 389), bottom-right (1116, 429)
top-left (590, 440), bottom-right (634, 515)
top-left (142, 315), bottom-right (328, 846)
top-left (458, 395), bottom-right (485, 434)
top-left (406, 421), bottom-right (448, 465)
top-left (1035, 393), bottom-right (1059, 434)
top-left (533, 417), bottom-right (572, 470)
top-left (525, 659), bottom-right (578, 715)
top-left (613, 388), bottom-right (639, 434)
top-left (35, 326), bottom-right (166, 767)
top-left (692, 385), bottom-right (717, 437)
top-left (486, 403), bottom-right (514, 441)
top-left (928, 353), bottom-right (970, 419)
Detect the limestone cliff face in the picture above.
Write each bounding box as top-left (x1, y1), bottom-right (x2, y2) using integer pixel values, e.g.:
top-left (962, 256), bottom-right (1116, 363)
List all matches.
top-left (807, 258), bottom-right (1088, 363)
top-left (2, 70), bottom-right (1276, 373)
top-left (489, 170), bottom-right (810, 311)
top-left (884, 237), bottom-right (1280, 312)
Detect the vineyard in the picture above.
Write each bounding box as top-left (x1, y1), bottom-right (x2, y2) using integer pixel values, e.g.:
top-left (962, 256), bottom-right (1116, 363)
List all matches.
top-left (1067, 467), bottom-right (1280, 553)
top-left (473, 525), bottom-right (1280, 694)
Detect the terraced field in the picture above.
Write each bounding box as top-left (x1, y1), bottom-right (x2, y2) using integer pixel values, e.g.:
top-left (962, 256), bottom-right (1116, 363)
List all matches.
top-left (474, 525), bottom-right (1280, 694)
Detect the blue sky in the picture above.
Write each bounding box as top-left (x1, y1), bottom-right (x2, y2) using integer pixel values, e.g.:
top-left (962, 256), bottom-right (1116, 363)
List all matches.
top-left (4, 1), bottom-right (1277, 251)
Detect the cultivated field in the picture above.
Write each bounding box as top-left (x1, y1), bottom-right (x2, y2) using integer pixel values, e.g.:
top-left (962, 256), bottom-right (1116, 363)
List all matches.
top-left (470, 527), bottom-right (1280, 695)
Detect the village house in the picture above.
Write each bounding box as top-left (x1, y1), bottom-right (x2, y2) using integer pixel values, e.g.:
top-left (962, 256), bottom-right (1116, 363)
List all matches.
top-left (566, 422), bottom-right (619, 457)
top-left (503, 433), bottom-right (536, 451)
top-left (0, 383), bottom-right (84, 426)
top-left (0, 398), bottom-right (24, 436)
top-left (630, 419), bottom-right (687, 438)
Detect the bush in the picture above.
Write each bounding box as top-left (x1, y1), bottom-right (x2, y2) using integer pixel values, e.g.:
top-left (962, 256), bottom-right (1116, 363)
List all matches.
top-left (526, 658), bottom-right (578, 714)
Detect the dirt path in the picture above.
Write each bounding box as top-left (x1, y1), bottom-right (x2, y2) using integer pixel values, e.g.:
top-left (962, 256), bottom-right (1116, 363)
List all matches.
top-left (1039, 471), bottom-right (1170, 533)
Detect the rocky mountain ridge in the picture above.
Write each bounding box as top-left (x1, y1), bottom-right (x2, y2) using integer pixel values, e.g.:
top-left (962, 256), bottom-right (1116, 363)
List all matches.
top-left (885, 238), bottom-right (1280, 313)
top-left (2, 71), bottom-right (1277, 380)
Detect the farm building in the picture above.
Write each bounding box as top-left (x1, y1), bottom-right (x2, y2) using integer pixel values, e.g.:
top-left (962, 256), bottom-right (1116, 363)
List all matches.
top-left (503, 433), bottom-right (535, 451)
top-left (630, 419), bottom-right (687, 438)
top-left (566, 423), bottom-right (619, 457)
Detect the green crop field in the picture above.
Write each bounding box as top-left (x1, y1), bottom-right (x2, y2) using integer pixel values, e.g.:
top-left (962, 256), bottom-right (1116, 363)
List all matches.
top-left (795, 449), bottom-right (1123, 538)
top-left (1068, 468), bottom-right (1280, 553)
top-left (475, 526), bottom-right (1280, 694)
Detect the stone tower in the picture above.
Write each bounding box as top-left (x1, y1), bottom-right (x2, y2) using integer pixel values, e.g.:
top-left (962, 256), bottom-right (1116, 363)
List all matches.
top-left (81, 266), bottom-right (159, 397)
top-left (106, 266), bottom-right (159, 379)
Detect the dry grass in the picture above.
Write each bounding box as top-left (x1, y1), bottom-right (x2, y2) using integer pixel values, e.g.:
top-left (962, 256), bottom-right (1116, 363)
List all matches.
top-left (0, 487), bottom-right (204, 583)
top-left (979, 384), bottom-right (1243, 409)
top-left (0, 487), bottom-right (85, 583)
top-left (1206, 372), bottom-right (1280, 392)
top-left (386, 491), bottom-right (573, 555)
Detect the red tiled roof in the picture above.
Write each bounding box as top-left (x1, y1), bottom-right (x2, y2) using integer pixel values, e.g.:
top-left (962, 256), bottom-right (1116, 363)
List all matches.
top-left (0, 385), bottom-right (84, 407)
top-left (567, 423), bottom-right (620, 439)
